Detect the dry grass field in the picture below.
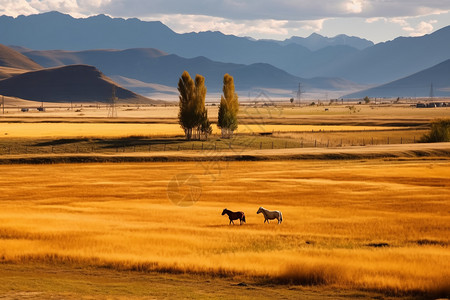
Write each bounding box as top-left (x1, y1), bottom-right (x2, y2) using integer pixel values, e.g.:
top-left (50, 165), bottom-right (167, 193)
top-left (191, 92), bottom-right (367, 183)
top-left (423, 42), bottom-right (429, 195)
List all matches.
top-left (0, 102), bottom-right (448, 299)
top-left (0, 159), bottom-right (449, 299)
top-left (0, 122), bottom-right (405, 138)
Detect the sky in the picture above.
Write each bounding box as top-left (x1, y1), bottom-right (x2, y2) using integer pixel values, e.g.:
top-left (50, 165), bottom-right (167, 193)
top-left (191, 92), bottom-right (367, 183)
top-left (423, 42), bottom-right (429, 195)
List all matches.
top-left (1, 0), bottom-right (450, 43)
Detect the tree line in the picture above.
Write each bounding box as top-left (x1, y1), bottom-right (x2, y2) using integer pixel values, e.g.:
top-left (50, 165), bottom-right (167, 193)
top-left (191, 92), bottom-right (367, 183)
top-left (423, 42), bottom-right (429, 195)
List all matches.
top-left (178, 71), bottom-right (238, 140)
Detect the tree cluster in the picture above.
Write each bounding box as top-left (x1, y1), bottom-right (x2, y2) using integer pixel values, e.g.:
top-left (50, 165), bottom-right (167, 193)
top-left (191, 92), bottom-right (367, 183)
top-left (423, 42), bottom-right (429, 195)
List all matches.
top-left (178, 71), bottom-right (212, 140)
top-left (178, 71), bottom-right (239, 140)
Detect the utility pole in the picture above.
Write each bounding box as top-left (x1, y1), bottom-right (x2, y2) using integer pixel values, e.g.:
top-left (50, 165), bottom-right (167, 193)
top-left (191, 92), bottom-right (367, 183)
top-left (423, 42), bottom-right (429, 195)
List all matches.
top-left (296, 83), bottom-right (302, 107)
top-left (429, 82), bottom-right (434, 102)
top-left (107, 86), bottom-right (118, 118)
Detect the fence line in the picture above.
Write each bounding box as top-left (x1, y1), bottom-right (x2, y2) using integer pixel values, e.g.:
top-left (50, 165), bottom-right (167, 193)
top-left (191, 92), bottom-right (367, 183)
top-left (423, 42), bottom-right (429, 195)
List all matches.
top-left (0, 135), bottom-right (419, 155)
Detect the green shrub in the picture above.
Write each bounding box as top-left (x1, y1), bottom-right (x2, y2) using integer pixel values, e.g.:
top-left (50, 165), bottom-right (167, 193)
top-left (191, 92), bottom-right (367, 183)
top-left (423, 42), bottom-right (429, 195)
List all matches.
top-left (420, 119), bottom-right (450, 142)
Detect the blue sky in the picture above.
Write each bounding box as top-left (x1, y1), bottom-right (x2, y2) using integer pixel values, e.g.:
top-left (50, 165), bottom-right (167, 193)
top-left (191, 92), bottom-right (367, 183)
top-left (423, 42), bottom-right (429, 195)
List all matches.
top-left (1, 0), bottom-right (450, 43)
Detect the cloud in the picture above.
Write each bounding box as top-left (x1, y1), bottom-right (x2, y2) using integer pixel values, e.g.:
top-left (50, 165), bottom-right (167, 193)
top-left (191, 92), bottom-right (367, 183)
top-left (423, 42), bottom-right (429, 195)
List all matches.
top-left (0, 0), bottom-right (38, 17)
top-left (365, 15), bottom-right (440, 38)
top-left (405, 20), bottom-right (437, 37)
top-left (1, 0), bottom-right (450, 20)
top-left (149, 14), bottom-right (291, 37)
top-left (345, 0), bottom-right (364, 14)
top-left (0, 0), bottom-right (449, 42)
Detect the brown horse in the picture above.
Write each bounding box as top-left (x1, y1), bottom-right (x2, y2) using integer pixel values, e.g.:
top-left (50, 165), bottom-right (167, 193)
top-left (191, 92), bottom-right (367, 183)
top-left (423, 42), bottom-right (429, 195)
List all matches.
top-left (222, 208), bottom-right (246, 225)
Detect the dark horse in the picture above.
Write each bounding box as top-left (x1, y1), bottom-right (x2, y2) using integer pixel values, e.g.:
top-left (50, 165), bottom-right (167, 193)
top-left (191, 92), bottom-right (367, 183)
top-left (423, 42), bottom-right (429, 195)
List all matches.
top-left (222, 208), bottom-right (246, 225)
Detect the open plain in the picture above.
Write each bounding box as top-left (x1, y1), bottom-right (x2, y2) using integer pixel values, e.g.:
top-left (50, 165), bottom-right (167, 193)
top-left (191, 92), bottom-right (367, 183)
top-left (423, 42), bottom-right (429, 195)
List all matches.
top-left (0, 102), bottom-right (449, 299)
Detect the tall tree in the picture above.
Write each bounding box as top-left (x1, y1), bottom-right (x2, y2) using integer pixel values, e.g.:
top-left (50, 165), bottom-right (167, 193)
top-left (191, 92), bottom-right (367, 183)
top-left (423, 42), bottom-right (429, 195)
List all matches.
top-left (218, 74), bottom-right (239, 138)
top-left (193, 74), bottom-right (212, 140)
top-left (178, 71), bottom-right (195, 140)
top-left (178, 71), bottom-right (211, 140)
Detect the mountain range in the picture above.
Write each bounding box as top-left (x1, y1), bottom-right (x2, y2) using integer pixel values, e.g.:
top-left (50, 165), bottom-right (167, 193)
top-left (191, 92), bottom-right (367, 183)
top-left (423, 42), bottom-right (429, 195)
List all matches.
top-left (3, 11), bottom-right (449, 85)
top-left (18, 47), bottom-right (364, 96)
top-left (344, 59), bottom-right (450, 98)
top-left (275, 33), bottom-right (374, 51)
top-left (0, 11), bottom-right (449, 100)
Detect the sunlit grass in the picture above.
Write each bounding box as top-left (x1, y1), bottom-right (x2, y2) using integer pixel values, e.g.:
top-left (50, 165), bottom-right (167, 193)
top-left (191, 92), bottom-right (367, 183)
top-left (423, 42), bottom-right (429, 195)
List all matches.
top-left (0, 122), bottom-right (404, 139)
top-left (0, 160), bottom-right (448, 296)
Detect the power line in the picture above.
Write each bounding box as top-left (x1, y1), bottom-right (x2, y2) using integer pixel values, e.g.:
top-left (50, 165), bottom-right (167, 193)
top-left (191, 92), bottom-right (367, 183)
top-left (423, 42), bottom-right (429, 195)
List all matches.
top-left (296, 83), bottom-right (302, 107)
top-left (107, 86), bottom-right (118, 118)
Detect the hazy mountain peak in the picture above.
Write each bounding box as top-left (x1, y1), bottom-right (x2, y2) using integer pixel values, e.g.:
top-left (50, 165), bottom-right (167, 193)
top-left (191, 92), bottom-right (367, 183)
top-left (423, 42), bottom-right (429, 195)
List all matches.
top-left (281, 33), bottom-right (374, 50)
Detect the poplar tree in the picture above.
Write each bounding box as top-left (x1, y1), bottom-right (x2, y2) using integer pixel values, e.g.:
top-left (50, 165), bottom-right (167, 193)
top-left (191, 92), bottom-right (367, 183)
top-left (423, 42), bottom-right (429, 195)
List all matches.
top-left (178, 71), bottom-right (211, 140)
top-left (178, 71), bottom-right (196, 140)
top-left (218, 74), bottom-right (239, 138)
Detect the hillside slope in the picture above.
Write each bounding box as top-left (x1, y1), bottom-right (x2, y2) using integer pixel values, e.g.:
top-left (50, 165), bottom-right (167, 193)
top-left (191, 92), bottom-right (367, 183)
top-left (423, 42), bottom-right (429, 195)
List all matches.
top-left (0, 64), bottom-right (154, 103)
top-left (22, 48), bottom-right (362, 94)
top-left (0, 44), bottom-right (41, 70)
top-left (344, 59), bottom-right (450, 98)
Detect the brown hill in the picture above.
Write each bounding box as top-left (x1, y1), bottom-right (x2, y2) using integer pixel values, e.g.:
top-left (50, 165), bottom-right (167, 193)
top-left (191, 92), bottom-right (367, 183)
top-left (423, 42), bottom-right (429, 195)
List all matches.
top-left (0, 64), bottom-right (154, 103)
top-left (0, 44), bottom-right (42, 70)
top-left (0, 66), bottom-right (30, 80)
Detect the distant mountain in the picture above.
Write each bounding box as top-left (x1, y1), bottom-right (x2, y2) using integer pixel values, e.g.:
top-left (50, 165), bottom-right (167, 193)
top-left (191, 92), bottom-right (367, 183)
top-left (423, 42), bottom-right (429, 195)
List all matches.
top-left (20, 48), bottom-right (363, 95)
top-left (315, 26), bottom-right (450, 83)
top-left (0, 64), bottom-right (154, 103)
top-left (276, 33), bottom-right (374, 50)
top-left (0, 12), bottom-right (364, 78)
top-left (3, 12), bottom-right (449, 86)
top-left (0, 43), bottom-right (41, 70)
top-left (344, 59), bottom-right (450, 98)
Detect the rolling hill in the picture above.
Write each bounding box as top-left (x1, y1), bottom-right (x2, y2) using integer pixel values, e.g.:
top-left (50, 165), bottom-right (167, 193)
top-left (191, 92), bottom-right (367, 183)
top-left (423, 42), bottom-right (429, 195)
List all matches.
top-left (0, 64), bottom-right (154, 103)
top-left (20, 47), bottom-right (364, 96)
top-left (0, 43), bottom-right (41, 70)
top-left (344, 59), bottom-right (450, 98)
top-left (0, 43), bottom-right (42, 79)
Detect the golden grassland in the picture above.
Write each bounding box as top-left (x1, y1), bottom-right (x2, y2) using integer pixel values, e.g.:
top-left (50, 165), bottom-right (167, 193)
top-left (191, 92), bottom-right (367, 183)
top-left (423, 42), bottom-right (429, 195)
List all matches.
top-left (0, 160), bottom-right (449, 298)
top-left (1, 101), bottom-right (449, 123)
top-left (0, 122), bottom-right (406, 138)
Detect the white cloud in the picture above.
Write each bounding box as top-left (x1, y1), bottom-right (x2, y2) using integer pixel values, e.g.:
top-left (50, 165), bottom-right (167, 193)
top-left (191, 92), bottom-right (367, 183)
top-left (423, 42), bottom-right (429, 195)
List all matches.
top-left (1, 0), bottom-right (450, 20)
top-left (406, 21), bottom-right (436, 37)
top-left (0, 0), bottom-right (38, 17)
top-left (0, 0), bottom-right (449, 42)
top-left (27, 0), bottom-right (79, 14)
top-left (146, 14), bottom-right (292, 37)
top-left (345, 0), bottom-right (364, 14)
top-left (365, 17), bottom-right (386, 24)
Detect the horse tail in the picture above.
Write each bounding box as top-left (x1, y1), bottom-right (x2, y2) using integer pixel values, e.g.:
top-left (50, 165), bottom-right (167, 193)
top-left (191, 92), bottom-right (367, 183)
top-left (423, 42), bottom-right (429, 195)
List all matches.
top-left (279, 211), bottom-right (283, 223)
top-left (243, 214), bottom-right (246, 223)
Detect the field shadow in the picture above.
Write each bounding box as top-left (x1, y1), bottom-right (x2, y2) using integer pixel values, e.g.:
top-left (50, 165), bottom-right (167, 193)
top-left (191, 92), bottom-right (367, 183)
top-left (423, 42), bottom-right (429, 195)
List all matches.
top-left (203, 224), bottom-right (266, 229)
top-left (33, 138), bottom-right (91, 146)
top-left (95, 137), bottom-right (186, 149)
